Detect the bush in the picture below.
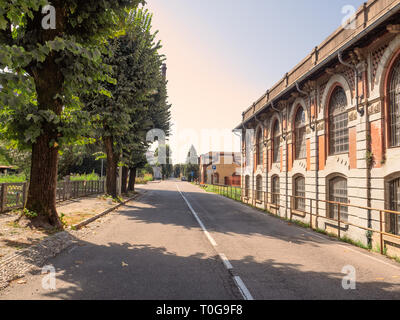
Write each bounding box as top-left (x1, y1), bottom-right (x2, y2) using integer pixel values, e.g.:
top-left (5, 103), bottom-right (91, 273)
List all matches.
top-left (0, 173), bottom-right (26, 183)
top-left (69, 172), bottom-right (101, 181)
top-left (136, 174), bottom-right (153, 185)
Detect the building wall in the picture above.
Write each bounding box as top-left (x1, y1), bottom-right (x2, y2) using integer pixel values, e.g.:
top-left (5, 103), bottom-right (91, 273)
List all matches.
top-left (200, 153), bottom-right (241, 186)
top-left (241, 31), bottom-right (400, 252)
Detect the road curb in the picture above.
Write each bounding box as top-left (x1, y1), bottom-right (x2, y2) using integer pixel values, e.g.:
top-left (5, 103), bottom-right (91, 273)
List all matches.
top-left (72, 194), bottom-right (140, 230)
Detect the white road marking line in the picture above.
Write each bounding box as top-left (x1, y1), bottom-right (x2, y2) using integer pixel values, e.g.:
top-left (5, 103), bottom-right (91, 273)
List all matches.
top-left (219, 253), bottom-right (233, 270)
top-left (233, 276), bottom-right (254, 301)
top-left (176, 183), bottom-right (254, 300)
top-left (177, 186), bottom-right (217, 247)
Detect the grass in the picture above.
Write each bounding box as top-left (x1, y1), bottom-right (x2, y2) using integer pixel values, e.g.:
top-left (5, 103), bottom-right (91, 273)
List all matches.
top-left (70, 172), bottom-right (101, 181)
top-left (136, 173), bottom-right (154, 185)
top-left (0, 172), bottom-right (102, 183)
top-left (0, 173), bottom-right (26, 183)
top-left (201, 184), bottom-right (242, 202)
top-left (60, 212), bottom-right (94, 226)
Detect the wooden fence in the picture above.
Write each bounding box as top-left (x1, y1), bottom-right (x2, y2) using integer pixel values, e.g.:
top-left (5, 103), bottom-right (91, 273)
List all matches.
top-left (0, 179), bottom-right (105, 214)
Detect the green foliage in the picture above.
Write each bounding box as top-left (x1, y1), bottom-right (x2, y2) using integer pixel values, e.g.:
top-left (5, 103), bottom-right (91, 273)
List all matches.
top-left (0, 140), bottom-right (31, 176)
top-left (69, 172), bottom-right (100, 181)
top-left (58, 142), bottom-right (103, 178)
top-left (22, 208), bottom-right (38, 219)
top-left (0, 0), bottom-right (143, 150)
top-left (0, 173), bottom-right (26, 183)
top-left (136, 173), bottom-right (153, 185)
top-left (59, 213), bottom-right (67, 227)
top-left (83, 8), bottom-right (171, 191)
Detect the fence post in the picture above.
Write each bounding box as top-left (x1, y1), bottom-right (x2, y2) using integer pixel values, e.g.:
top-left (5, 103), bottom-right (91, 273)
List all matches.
top-left (379, 210), bottom-right (384, 255)
top-left (309, 198), bottom-right (313, 230)
top-left (0, 184), bottom-right (6, 213)
top-left (316, 199), bottom-right (319, 230)
top-left (338, 204), bottom-right (341, 239)
top-left (22, 182), bottom-right (27, 208)
top-left (289, 196), bottom-right (293, 221)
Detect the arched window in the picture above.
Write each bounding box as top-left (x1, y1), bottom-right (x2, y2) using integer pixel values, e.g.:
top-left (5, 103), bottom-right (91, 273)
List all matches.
top-left (245, 175), bottom-right (250, 198)
top-left (272, 120), bottom-right (281, 163)
top-left (294, 175), bottom-right (305, 211)
top-left (388, 177), bottom-right (400, 235)
top-left (256, 175), bottom-right (262, 201)
top-left (389, 58), bottom-right (400, 147)
top-left (256, 129), bottom-right (264, 166)
top-left (272, 175), bottom-right (280, 205)
top-left (329, 87), bottom-right (348, 155)
top-left (328, 176), bottom-right (348, 221)
top-left (295, 107), bottom-right (307, 159)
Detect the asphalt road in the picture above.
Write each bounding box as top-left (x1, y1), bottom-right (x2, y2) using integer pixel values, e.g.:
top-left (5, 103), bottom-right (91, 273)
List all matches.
top-left (1, 180), bottom-right (400, 300)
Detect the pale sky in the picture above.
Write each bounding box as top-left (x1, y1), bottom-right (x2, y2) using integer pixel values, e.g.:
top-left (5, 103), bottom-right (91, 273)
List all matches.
top-left (146, 0), bottom-right (364, 164)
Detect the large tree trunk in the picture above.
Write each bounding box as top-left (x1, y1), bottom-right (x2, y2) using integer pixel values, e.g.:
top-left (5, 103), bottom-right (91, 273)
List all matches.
top-left (128, 167), bottom-right (137, 192)
top-left (26, 49), bottom-right (64, 229)
top-left (121, 166), bottom-right (128, 194)
top-left (104, 136), bottom-right (119, 198)
top-left (26, 133), bottom-right (62, 229)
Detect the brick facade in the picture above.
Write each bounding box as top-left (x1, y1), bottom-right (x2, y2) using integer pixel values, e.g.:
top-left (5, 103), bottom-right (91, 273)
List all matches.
top-left (236, 0), bottom-right (400, 252)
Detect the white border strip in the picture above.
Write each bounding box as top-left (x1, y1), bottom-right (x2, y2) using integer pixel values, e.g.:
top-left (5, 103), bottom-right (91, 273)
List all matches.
top-left (219, 253), bottom-right (233, 270)
top-left (177, 186), bottom-right (217, 247)
top-left (233, 276), bottom-right (254, 301)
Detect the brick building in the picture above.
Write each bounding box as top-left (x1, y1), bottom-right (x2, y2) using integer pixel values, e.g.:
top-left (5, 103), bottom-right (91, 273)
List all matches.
top-left (199, 152), bottom-right (241, 186)
top-left (235, 0), bottom-right (400, 252)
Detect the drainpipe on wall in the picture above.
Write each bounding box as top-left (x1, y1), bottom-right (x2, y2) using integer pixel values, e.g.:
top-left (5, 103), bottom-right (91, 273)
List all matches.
top-left (255, 115), bottom-right (266, 206)
top-left (271, 100), bottom-right (287, 217)
top-left (339, 51), bottom-right (372, 245)
top-left (233, 125), bottom-right (244, 201)
top-left (271, 100), bottom-right (287, 140)
top-left (297, 82), bottom-right (318, 223)
top-left (338, 51), bottom-right (364, 116)
top-left (285, 107), bottom-right (289, 219)
top-left (314, 87), bottom-right (319, 229)
top-left (296, 82), bottom-right (316, 131)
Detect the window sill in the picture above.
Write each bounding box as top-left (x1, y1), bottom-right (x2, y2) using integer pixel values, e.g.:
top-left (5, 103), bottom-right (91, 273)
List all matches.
top-left (291, 209), bottom-right (306, 218)
top-left (325, 221), bottom-right (349, 231)
top-left (328, 152), bottom-right (349, 157)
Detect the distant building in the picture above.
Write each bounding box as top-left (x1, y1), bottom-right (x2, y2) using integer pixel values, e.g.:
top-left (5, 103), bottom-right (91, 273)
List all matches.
top-left (152, 166), bottom-right (162, 180)
top-left (199, 152), bottom-right (241, 186)
top-left (0, 166), bottom-right (16, 175)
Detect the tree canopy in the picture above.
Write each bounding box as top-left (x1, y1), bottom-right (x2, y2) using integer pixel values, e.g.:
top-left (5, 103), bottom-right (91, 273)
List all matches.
top-left (0, 0), bottom-right (144, 228)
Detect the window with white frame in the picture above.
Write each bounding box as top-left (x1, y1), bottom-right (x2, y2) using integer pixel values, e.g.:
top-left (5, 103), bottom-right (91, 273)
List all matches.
top-left (273, 120), bottom-right (280, 163)
top-left (256, 175), bottom-right (262, 201)
top-left (295, 107), bottom-right (307, 159)
top-left (257, 129), bottom-right (264, 166)
top-left (294, 175), bottom-right (305, 211)
top-left (328, 176), bottom-right (348, 221)
top-left (388, 177), bottom-right (400, 235)
top-left (389, 58), bottom-right (400, 147)
top-left (272, 175), bottom-right (280, 205)
top-left (245, 175), bottom-right (250, 198)
top-left (329, 87), bottom-right (349, 155)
